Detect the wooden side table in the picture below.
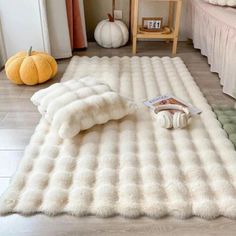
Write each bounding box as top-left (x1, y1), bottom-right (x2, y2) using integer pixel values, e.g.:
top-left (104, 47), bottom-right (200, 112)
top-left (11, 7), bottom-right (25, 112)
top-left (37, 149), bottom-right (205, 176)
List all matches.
top-left (131, 0), bottom-right (182, 54)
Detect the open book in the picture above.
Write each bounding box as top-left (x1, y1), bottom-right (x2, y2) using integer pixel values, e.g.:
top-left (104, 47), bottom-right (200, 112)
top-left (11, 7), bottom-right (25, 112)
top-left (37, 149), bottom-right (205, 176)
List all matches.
top-left (143, 94), bottom-right (201, 116)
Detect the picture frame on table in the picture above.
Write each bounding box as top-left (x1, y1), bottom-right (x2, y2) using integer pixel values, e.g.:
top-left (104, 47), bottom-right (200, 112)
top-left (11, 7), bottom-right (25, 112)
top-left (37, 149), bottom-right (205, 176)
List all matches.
top-left (141, 17), bottom-right (163, 32)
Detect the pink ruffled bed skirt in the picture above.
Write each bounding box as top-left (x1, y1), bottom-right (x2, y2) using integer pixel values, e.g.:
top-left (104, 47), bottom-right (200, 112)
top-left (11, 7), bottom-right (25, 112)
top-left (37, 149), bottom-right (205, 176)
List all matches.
top-left (187, 0), bottom-right (236, 98)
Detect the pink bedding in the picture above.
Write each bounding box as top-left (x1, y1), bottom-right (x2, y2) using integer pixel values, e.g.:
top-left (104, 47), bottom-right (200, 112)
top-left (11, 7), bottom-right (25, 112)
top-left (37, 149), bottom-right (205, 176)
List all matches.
top-left (187, 0), bottom-right (236, 98)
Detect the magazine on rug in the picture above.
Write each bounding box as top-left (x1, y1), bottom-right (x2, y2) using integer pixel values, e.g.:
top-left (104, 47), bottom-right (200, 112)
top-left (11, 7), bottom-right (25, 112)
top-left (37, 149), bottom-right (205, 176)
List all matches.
top-left (144, 94), bottom-right (201, 115)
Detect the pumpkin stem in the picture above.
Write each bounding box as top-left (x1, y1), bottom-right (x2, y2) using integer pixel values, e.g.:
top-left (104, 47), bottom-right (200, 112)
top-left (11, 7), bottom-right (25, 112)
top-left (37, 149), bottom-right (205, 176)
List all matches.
top-left (28, 46), bottom-right (33, 56)
top-left (108, 13), bottom-right (114, 22)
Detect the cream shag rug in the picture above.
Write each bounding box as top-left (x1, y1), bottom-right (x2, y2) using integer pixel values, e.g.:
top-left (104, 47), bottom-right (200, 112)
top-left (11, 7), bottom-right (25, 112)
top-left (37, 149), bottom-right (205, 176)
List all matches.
top-left (1, 56), bottom-right (236, 219)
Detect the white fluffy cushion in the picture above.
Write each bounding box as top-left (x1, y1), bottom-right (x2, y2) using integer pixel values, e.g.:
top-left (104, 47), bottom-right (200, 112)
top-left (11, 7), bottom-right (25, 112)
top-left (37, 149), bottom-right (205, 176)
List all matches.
top-left (204, 0), bottom-right (236, 6)
top-left (31, 77), bottom-right (136, 139)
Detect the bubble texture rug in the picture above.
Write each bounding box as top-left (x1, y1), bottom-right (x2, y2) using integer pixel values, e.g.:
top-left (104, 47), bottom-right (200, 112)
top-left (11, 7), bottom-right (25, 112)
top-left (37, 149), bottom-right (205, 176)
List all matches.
top-left (1, 56), bottom-right (236, 219)
top-left (213, 107), bottom-right (236, 148)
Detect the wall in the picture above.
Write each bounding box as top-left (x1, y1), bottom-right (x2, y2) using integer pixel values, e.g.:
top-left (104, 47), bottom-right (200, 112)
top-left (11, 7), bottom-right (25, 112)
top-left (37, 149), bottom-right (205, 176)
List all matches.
top-left (84, 0), bottom-right (187, 41)
top-left (84, 0), bottom-right (113, 41)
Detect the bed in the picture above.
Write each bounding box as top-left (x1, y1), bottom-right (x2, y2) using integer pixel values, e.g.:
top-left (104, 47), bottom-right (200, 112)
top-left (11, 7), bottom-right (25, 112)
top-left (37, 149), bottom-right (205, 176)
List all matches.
top-left (186, 0), bottom-right (236, 99)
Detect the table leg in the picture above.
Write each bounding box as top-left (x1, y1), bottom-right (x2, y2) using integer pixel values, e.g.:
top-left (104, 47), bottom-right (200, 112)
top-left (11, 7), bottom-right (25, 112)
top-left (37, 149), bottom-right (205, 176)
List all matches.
top-left (172, 0), bottom-right (182, 54)
top-left (172, 38), bottom-right (178, 54)
top-left (132, 0), bottom-right (138, 54)
top-left (168, 1), bottom-right (174, 28)
top-left (132, 37), bottom-right (137, 54)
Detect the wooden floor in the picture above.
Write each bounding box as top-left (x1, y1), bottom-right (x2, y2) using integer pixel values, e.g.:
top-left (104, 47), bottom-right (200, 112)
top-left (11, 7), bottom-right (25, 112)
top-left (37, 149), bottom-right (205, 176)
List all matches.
top-left (0, 42), bottom-right (235, 236)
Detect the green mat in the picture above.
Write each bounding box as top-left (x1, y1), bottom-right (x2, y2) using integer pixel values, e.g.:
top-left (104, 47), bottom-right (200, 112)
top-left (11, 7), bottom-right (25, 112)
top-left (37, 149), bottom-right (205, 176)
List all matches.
top-left (213, 106), bottom-right (236, 148)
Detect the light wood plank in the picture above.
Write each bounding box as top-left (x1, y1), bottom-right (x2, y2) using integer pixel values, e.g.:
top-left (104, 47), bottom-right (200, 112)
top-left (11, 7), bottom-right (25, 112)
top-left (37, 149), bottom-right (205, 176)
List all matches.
top-left (0, 112), bottom-right (7, 122)
top-left (0, 98), bottom-right (36, 112)
top-left (0, 178), bottom-right (10, 195)
top-left (137, 33), bottom-right (175, 39)
top-left (0, 215), bottom-right (236, 236)
top-left (0, 112), bottom-right (40, 129)
top-left (0, 129), bottom-right (34, 150)
top-left (0, 151), bottom-right (23, 177)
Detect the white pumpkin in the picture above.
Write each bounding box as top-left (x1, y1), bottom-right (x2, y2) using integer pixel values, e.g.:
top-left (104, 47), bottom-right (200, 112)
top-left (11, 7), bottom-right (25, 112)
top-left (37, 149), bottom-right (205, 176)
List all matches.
top-left (94, 14), bottom-right (129, 48)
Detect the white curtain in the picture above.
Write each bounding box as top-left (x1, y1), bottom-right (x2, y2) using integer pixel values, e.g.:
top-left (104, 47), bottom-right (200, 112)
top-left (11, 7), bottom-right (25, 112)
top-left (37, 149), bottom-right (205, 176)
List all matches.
top-left (0, 19), bottom-right (6, 68)
top-left (79, 0), bottom-right (88, 48)
top-left (46, 0), bottom-right (72, 58)
top-left (46, 0), bottom-right (87, 58)
top-left (0, 0), bottom-right (87, 61)
top-left (38, 0), bottom-right (51, 54)
top-left (0, 0), bottom-right (50, 59)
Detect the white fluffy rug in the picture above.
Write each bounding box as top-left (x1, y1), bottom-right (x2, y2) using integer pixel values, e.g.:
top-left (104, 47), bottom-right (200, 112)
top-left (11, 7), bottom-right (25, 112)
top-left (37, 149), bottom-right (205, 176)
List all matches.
top-left (1, 56), bottom-right (236, 219)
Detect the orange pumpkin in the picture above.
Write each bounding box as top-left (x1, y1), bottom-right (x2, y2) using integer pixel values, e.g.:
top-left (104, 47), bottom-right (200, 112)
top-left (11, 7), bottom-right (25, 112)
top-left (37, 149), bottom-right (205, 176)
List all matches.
top-left (5, 47), bottom-right (57, 85)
